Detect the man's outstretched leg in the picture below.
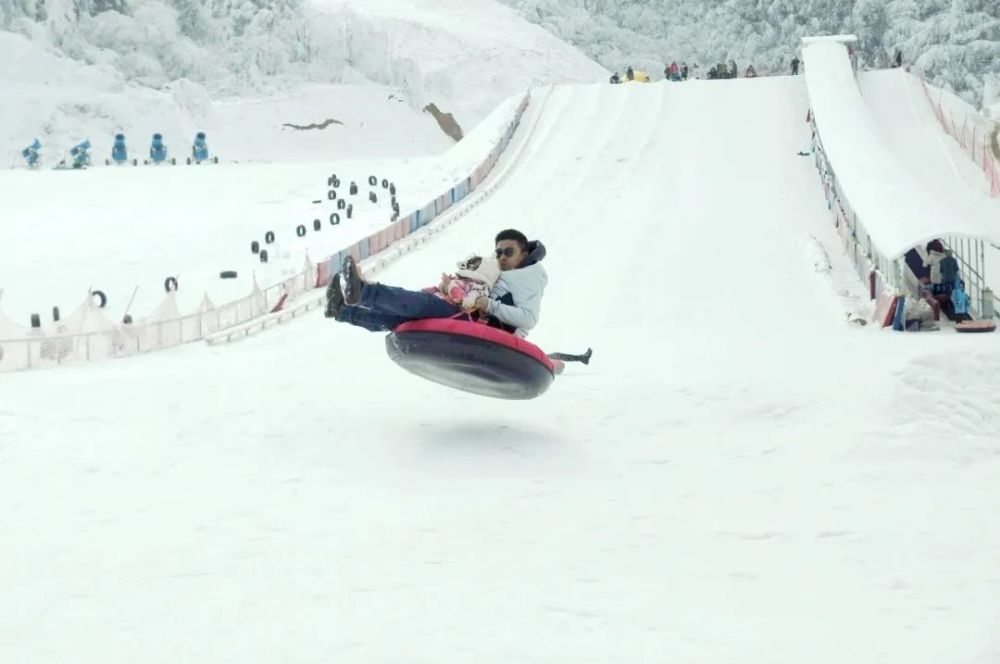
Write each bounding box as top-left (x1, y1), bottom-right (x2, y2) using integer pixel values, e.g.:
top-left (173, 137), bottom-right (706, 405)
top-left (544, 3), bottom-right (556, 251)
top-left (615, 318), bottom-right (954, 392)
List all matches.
top-left (342, 256), bottom-right (459, 320)
top-left (336, 305), bottom-right (409, 331)
top-left (326, 273), bottom-right (408, 331)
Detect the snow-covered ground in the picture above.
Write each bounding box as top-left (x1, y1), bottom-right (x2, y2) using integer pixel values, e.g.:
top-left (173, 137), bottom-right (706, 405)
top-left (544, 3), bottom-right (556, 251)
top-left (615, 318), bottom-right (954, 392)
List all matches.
top-left (0, 88), bottom-right (527, 327)
top-left (309, 0), bottom-right (608, 128)
top-left (0, 159), bottom-right (429, 323)
top-left (2, 72), bottom-right (1000, 664)
top-left (3, 4), bottom-right (1000, 661)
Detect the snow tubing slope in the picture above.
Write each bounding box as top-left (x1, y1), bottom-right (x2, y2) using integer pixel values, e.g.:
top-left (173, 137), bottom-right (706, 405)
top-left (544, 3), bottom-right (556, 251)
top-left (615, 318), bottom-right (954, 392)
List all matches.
top-left (385, 319), bottom-right (555, 400)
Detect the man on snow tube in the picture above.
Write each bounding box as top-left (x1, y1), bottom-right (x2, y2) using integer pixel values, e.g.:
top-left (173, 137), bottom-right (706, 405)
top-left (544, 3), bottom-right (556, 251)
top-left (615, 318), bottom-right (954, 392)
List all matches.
top-left (325, 229), bottom-right (547, 338)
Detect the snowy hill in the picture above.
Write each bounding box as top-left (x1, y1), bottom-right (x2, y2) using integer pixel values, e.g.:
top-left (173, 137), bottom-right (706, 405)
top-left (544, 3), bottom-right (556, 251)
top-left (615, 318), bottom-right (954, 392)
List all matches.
top-left (1, 0), bottom-right (606, 164)
top-left (0, 88), bottom-right (528, 326)
top-left (309, 0), bottom-right (608, 128)
top-left (3, 77), bottom-right (1000, 663)
top-left (2, 3), bottom-right (1000, 662)
top-left (0, 31), bottom-right (457, 168)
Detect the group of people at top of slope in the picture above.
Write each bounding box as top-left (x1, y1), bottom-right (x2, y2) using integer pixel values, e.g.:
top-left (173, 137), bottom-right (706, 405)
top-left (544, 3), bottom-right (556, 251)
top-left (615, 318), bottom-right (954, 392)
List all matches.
top-left (612, 45), bottom-right (906, 84)
top-left (610, 61), bottom-right (764, 83)
top-left (325, 228), bottom-right (548, 338)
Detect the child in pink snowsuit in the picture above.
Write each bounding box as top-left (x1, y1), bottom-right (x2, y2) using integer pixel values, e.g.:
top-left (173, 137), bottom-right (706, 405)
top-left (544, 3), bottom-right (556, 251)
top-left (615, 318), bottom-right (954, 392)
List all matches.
top-left (436, 254), bottom-right (501, 310)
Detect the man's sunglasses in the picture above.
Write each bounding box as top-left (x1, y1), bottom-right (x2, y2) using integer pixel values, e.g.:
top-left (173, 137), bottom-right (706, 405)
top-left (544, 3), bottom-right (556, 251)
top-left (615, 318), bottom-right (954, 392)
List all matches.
top-left (495, 247), bottom-right (518, 258)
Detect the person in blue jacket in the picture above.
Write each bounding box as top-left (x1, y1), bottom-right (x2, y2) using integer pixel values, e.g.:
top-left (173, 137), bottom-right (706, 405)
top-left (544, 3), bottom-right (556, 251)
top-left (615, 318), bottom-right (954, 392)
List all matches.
top-left (326, 229), bottom-right (547, 338)
top-left (939, 249), bottom-right (960, 288)
top-left (952, 280), bottom-right (971, 322)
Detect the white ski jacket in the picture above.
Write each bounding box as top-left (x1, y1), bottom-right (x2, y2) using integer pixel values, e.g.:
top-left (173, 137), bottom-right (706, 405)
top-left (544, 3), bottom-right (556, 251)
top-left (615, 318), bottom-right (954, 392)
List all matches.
top-left (483, 241), bottom-right (547, 337)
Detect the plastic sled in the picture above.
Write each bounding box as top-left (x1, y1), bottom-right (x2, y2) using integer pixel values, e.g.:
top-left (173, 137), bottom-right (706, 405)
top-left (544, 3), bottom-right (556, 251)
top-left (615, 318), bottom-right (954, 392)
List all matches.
top-left (386, 318), bottom-right (556, 400)
top-left (955, 320), bottom-right (996, 333)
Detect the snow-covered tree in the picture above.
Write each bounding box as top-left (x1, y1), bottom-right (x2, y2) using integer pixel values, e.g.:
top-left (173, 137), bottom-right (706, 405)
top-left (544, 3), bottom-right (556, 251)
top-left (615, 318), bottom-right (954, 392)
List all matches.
top-left (497, 0), bottom-right (1000, 110)
top-left (1, 0), bottom-right (997, 110)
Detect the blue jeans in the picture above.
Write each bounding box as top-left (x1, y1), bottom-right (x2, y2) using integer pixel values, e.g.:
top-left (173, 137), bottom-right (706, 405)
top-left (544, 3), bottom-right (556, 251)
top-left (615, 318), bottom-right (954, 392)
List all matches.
top-left (335, 283), bottom-right (460, 332)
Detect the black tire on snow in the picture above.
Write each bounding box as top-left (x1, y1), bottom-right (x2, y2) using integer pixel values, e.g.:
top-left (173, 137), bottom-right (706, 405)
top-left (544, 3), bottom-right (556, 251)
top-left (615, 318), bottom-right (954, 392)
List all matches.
top-left (369, 192), bottom-right (377, 203)
top-left (337, 198), bottom-right (346, 210)
top-left (328, 190), bottom-right (337, 200)
top-left (52, 306), bottom-right (60, 322)
top-left (251, 240), bottom-right (260, 254)
top-left (219, 270), bottom-right (238, 279)
top-left (346, 205), bottom-right (353, 219)
top-left (381, 178), bottom-right (389, 188)
top-left (296, 224), bottom-right (307, 237)
top-left (389, 183), bottom-right (396, 195)
top-left (313, 219), bottom-right (322, 231)
top-left (123, 314), bottom-right (133, 324)
top-left (260, 250), bottom-right (269, 263)
top-left (330, 213), bottom-right (340, 225)
top-left (328, 175), bottom-right (336, 187)
top-left (92, 290), bottom-right (108, 308)
top-left (350, 183), bottom-right (358, 195)
top-left (30, 313), bottom-right (41, 328)
top-left (265, 231), bottom-right (275, 244)
top-left (164, 276), bottom-right (179, 293)
top-left (368, 175), bottom-right (377, 186)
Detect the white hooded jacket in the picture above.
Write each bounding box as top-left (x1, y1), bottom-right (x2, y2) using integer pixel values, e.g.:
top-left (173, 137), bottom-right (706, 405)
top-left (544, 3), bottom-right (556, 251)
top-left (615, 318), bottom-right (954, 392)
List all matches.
top-left (483, 241), bottom-right (547, 337)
